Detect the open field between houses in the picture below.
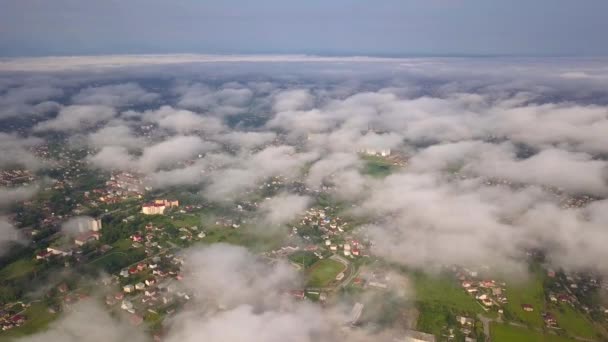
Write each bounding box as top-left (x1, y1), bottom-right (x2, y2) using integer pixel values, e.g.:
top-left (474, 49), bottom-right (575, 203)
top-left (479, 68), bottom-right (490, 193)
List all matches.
top-left (307, 258), bottom-right (346, 288)
top-left (490, 322), bottom-right (576, 342)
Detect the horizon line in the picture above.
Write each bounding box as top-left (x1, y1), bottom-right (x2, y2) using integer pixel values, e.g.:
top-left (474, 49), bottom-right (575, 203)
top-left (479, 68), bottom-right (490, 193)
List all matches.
top-left (1, 53), bottom-right (607, 73)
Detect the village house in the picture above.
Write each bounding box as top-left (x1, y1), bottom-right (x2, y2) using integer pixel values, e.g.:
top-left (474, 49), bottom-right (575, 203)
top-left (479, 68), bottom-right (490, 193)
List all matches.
top-left (522, 304), bottom-right (534, 312)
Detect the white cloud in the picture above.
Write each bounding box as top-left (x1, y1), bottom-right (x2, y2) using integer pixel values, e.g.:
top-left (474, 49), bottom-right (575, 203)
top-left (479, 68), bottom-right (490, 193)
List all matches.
top-left (34, 105), bottom-right (116, 132)
top-left (72, 83), bottom-right (159, 107)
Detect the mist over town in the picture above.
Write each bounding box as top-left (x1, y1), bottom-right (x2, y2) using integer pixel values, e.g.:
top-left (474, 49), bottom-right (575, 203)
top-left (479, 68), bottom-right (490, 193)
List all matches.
top-left (2, 1), bottom-right (608, 341)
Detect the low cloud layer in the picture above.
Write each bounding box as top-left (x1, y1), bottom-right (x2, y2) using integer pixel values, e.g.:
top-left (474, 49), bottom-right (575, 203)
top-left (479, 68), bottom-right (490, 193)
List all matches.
top-left (0, 217), bottom-right (23, 255)
top-left (34, 105), bottom-right (116, 132)
top-left (15, 301), bottom-right (147, 342)
top-left (258, 193), bottom-right (311, 226)
top-left (163, 244), bottom-right (350, 342)
top-left (72, 83), bottom-right (159, 107)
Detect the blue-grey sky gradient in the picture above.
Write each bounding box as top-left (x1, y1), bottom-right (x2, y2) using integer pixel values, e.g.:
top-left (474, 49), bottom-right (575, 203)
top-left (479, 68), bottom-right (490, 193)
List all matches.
top-left (1, 0), bottom-right (607, 57)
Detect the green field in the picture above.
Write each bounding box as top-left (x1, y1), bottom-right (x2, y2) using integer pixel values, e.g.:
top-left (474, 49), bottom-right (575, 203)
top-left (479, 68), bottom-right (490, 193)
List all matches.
top-left (554, 304), bottom-right (598, 339)
top-left (112, 238), bottom-right (134, 252)
top-left (413, 272), bottom-right (484, 337)
top-left (171, 213), bottom-right (204, 227)
top-left (288, 251), bottom-right (319, 268)
top-left (491, 322), bottom-right (576, 342)
top-left (360, 155), bottom-right (396, 178)
top-left (0, 259), bottom-right (37, 281)
top-left (0, 302), bottom-right (56, 341)
top-left (306, 259), bottom-right (346, 287)
top-left (86, 238), bottom-right (146, 273)
top-left (199, 228), bottom-right (284, 253)
top-left (412, 272), bottom-right (482, 313)
top-left (504, 274), bottom-right (546, 328)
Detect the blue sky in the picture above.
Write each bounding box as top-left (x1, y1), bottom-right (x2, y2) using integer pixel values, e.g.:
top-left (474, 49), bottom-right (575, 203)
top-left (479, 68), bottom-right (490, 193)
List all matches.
top-left (1, 0), bottom-right (607, 57)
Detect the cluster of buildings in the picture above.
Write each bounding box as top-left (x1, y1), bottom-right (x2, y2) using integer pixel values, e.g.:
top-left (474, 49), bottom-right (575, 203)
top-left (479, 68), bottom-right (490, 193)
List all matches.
top-left (297, 207), bottom-right (348, 238)
top-left (109, 253), bottom-right (190, 325)
top-left (73, 217), bottom-right (102, 246)
top-left (558, 194), bottom-right (595, 209)
top-left (547, 269), bottom-right (605, 319)
top-left (455, 268), bottom-right (507, 310)
top-left (354, 269), bottom-right (390, 290)
top-left (142, 199), bottom-right (179, 215)
top-left (455, 315), bottom-right (476, 340)
top-left (0, 169), bottom-right (35, 186)
top-left (359, 148), bottom-right (392, 157)
top-left (0, 303), bottom-right (28, 332)
top-left (84, 171), bottom-right (144, 206)
top-left (324, 236), bottom-right (366, 258)
top-left (36, 217), bottom-right (103, 260)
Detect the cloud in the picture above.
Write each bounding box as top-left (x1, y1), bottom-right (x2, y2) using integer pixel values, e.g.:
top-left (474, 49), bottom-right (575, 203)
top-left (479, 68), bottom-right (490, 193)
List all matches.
top-left (0, 217), bottom-right (23, 255)
top-left (515, 200), bottom-right (608, 273)
top-left (258, 193), bottom-right (311, 225)
top-left (0, 185), bottom-right (39, 208)
top-left (60, 216), bottom-right (98, 236)
top-left (138, 135), bottom-right (217, 172)
top-left (410, 141), bottom-right (608, 196)
top-left (130, 106), bottom-right (226, 134)
top-left (87, 146), bottom-right (136, 171)
top-left (356, 173), bottom-right (528, 272)
top-left (15, 300), bottom-right (147, 342)
top-left (146, 153), bottom-right (234, 189)
top-left (163, 244), bottom-right (351, 342)
top-left (88, 135), bottom-right (217, 173)
top-left (88, 123), bottom-right (145, 149)
top-left (71, 82), bottom-right (159, 107)
top-left (306, 129), bottom-right (403, 154)
top-left (34, 105), bottom-right (116, 132)
top-left (0, 54), bottom-right (408, 72)
top-left (0, 85), bottom-right (63, 119)
top-left (204, 145), bottom-right (318, 201)
top-left (165, 304), bottom-right (332, 342)
top-left (306, 153), bottom-right (361, 189)
top-left (351, 167), bottom-right (608, 275)
top-left (217, 131), bottom-right (277, 151)
top-left (179, 244), bottom-right (299, 307)
top-left (0, 133), bottom-right (45, 170)
top-left (273, 89), bottom-right (314, 112)
top-left (176, 83), bottom-right (253, 115)
top-left (3, 57), bottom-right (608, 287)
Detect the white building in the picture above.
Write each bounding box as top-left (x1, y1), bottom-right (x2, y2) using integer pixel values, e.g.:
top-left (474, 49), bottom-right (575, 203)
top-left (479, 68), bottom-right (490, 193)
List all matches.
top-left (359, 148), bottom-right (391, 157)
top-left (76, 217), bottom-right (102, 232)
top-left (349, 302), bottom-right (364, 325)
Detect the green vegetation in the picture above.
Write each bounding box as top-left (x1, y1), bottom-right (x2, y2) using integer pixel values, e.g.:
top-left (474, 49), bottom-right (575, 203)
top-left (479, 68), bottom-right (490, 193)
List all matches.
top-left (364, 292), bottom-right (411, 328)
top-left (554, 304), bottom-right (598, 339)
top-left (411, 272), bottom-right (484, 338)
top-left (0, 302), bottom-right (56, 341)
top-left (200, 227), bottom-right (284, 253)
top-left (360, 154), bottom-right (396, 178)
top-left (171, 214), bottom-right (203, 228)
top-left (416, 302), bottom-right (459, 337)
top-left (306, 259), bottom-right (346, 287)
top-left (490, 322), bottom-right (575, 342)
top-left (412, 272), bottom-right (482, 313)
top-left (288, 251), bottom-right (319, 268)
top-left (0, 259), bottom-right (37, 281)
top-left (504, 274), bottom-right (546, 328)
top-left (86, 239), bottom-right (146, 274)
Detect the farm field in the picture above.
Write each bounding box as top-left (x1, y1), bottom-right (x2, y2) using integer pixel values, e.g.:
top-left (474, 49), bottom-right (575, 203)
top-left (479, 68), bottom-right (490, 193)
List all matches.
top-left (0, 259), bottom-right (36, 281)
top-left (0, 302), bottom-right (56, 341)
top-left (504, 274), bottom-right (546, 328)
top-left (554, 304), bottom-right (599, 340)
top-left (491, 322), bottom-right (576, 342)
top-left (412, 272), bottom-right (482, 313)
